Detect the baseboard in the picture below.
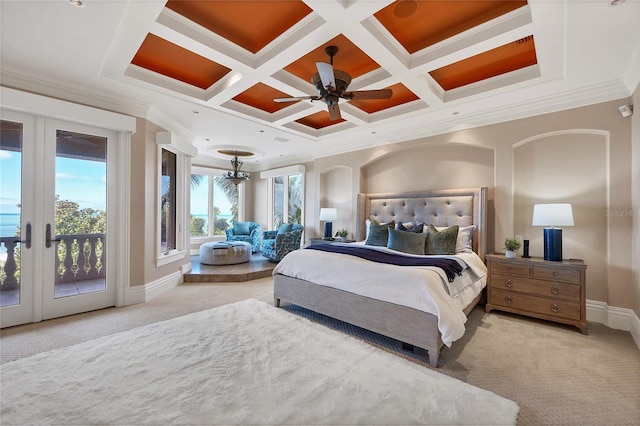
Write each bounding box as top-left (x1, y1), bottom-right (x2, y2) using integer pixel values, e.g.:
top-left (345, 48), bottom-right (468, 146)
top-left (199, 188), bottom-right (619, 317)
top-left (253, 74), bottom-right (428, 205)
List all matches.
top-left (587, 299), bottom-right (640, 350)
top-left (124, 270), bottom-right (182, 305)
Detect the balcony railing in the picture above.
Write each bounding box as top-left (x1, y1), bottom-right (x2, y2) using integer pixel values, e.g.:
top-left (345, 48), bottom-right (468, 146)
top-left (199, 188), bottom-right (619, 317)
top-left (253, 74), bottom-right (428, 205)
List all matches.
top-left (0, 234), bottom-right (106, 290)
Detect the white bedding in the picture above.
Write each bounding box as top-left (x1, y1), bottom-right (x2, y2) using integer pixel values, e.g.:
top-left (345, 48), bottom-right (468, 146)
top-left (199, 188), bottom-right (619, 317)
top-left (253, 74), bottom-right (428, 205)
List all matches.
top-left (273, 243), bottom-right (487, 347)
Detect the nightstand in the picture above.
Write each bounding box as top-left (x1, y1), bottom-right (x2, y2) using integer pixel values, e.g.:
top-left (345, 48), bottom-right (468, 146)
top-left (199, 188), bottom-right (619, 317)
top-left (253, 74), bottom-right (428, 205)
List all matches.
top-left (485, 254), bottom-right (587, 334)
top-left (309, 238), bottom-right (356, 245)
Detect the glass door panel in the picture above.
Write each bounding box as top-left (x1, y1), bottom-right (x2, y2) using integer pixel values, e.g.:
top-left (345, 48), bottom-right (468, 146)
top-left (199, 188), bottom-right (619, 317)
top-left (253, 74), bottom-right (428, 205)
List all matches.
top-left (273, 176), bottom-right (285, 228)
top-left (41, 120), bottom-right (116, 321)
top-left (0, 120), bottom-right (24, 307)
top-left (288, 174), bottom-right (303, 224)
top-left (53, 129), bottom-right (107, 299)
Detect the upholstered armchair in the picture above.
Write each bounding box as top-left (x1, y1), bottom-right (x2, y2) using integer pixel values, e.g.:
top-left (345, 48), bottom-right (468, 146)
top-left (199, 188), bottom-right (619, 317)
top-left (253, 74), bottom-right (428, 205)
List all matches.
top-left (261, 224), bottom-right (304, 263)
top-left (225, 221), bottom-right (261, 252)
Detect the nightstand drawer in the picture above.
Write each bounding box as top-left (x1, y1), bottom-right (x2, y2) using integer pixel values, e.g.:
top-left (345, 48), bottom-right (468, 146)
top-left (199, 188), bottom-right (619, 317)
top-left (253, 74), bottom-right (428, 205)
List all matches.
top-left (490, 273), bottom-right (581, 301)
top-left (491, 288), bottom-right (581, 321)
top-left (532, 266), bottom-right (581, 283)
top-left (490, 262), bottom-right (531, 276)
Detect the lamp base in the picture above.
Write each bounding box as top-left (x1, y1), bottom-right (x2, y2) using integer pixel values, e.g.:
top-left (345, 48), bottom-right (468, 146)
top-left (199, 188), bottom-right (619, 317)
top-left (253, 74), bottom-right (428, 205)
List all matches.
top-left (323, 222), bottom-right (333, 239)
top-left (543, 228), bottom-right (563, 261)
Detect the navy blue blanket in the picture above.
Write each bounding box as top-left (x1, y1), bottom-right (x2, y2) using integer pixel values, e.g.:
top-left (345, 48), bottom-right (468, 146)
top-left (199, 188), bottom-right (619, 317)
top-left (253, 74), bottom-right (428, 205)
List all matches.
top-left (306, 245), bottom-right (463, 282)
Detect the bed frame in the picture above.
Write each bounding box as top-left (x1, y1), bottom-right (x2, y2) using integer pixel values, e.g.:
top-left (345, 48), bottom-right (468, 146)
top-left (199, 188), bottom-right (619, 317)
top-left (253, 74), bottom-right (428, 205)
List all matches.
top-left (274, 187), bottom-right (488, 367)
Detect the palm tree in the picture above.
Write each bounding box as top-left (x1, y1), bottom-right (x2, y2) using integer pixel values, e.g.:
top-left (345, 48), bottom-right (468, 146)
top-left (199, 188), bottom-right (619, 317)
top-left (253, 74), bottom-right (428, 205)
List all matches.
top-left (214, 177), bottom-right (239, 222)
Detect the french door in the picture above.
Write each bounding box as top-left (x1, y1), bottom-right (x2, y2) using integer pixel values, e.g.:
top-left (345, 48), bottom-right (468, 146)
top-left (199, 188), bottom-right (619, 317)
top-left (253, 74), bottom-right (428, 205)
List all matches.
top-left (1, 111), bottom-right (118, 327)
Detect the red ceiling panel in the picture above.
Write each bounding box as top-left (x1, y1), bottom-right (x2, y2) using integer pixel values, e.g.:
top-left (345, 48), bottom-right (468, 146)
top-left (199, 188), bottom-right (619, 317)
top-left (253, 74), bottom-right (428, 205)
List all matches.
top-left (131, 33), bottom-right (231, 89)
top-left (165, 1), bottom-right (312, 54)
top-left (430, 36), bottom-right (537, 91)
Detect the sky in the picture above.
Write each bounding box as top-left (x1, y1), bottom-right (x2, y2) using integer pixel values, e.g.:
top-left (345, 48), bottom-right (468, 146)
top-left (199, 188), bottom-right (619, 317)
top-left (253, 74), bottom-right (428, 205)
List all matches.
top-left (0, 149), bottom-right (106, 214)
top-left (190, 175), bottom-right (233, 216)
top-left (1, 148), bottom-right (232, 217)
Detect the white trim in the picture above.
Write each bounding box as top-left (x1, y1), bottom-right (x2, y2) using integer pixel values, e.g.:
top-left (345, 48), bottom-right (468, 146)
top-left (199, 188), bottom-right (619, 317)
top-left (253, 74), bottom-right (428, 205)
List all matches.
top-left (116, 130), bottom-right (131, 307)
top-left (181, 261), bottom-right (192, 275)
top-left (260, 164), bottom-right (305, 179)
top-left (0, 87), bottom-right (135, 132)
top-left (587, 299), bottom-right (640, 351)
top-left (123, 271), bottom-right (183, 306)
top-left (631, 312), bottom-right (640, 351)
top-left (156, 250), bottom-right (187, 267)
top-left (156, 131), bottom-right (197, 157)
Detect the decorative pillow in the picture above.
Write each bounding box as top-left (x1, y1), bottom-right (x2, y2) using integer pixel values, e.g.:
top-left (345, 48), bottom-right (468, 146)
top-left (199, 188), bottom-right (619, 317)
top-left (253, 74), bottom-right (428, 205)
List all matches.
top-left (397, 221), bottom-right (424, 233)
top-left (365, 219), bottom-right (391, 240)
top-left (365, 220), bottom-right (395, 247)
top-left (435, 225), bottom-right (475, 253)
top-left (277, 223), bottom-right (293, 235)
top-left (425, 224), bottom-right (459, 255)
top-left (233, 221), bottom-right (251, 235)
top-left (387, 228), bottom-right (427, 255)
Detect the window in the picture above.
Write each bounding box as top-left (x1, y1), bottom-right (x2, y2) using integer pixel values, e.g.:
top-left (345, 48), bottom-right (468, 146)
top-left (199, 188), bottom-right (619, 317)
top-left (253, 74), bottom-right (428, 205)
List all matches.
top-left (260, 165), bottom-right (305, 235)
top-left (190, 169), bottom-right (240, 239)
top-left (161, 149), bottom-right (177, 253)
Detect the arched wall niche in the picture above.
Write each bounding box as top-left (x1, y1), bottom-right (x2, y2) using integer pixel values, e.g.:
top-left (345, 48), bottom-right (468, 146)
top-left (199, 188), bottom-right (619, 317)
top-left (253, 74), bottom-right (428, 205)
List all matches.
top-left (360, 142), bottom-right (495, 194)
top-left (513, 130), bottom-right (608, 302)
top-left (319, 165), bottom-right (354, 239)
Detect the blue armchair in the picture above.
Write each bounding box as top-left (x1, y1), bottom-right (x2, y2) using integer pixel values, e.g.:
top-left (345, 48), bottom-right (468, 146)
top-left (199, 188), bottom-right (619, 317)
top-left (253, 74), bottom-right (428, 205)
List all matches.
top-left (225, 221), bottom-right (261, 252)
top-left (261, 224), bottom-right (304, 263)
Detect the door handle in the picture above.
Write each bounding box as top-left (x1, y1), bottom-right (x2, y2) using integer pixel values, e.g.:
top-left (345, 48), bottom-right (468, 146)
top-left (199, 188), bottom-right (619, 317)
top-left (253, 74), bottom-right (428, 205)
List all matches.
top-left (13, 222), bottom-right (32, 249)
top-left (45, 224), bottom-right (62, 248)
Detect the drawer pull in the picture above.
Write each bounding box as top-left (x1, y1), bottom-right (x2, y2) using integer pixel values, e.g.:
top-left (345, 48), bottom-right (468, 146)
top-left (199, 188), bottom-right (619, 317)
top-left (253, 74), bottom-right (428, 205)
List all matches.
top-left (551, 304), bottom-right (560, 313)
top-left (551, 286), bottom-right (560, 294)
top-left (505, 279), bottom-right (514, 288)
top-left (505, 296), bottom-right (513, 304)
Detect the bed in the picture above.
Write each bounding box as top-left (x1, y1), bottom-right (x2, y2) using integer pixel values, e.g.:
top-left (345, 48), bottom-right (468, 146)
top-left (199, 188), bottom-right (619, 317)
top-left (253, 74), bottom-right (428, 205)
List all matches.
top-left (273, 187), bottom-right (488, 367)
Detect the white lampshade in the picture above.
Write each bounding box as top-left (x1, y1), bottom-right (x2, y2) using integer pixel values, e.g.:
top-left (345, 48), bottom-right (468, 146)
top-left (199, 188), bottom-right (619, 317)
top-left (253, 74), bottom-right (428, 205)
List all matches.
top-left (532, 203), bottom-right (574, 227)
top-left (319, 208), bottom-right (337, 221)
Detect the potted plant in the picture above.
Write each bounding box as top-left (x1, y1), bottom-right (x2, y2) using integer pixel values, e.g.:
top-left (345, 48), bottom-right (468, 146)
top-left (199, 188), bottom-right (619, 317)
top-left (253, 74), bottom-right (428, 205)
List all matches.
top-left (504, 238), bottom-right (521, 258)
top-left (336, 229), bottom-right (349, 242)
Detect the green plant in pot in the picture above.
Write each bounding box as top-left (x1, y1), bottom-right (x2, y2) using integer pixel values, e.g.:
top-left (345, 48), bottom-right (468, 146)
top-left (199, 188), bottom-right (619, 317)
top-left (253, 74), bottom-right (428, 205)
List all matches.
top-left (336, 229), bottom-right (349, 242)
top-left (504, 238), bottom-right (521, 258)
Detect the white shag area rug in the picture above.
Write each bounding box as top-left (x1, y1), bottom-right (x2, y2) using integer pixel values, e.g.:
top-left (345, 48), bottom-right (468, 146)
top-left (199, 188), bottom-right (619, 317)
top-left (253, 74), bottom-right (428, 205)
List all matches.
top-left (0, 299), bottom-right (519, 425)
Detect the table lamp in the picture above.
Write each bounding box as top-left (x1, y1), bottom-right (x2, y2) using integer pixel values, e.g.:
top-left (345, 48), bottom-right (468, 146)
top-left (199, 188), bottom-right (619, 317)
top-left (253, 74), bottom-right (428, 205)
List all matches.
top-left (319, 208), bottom-right (337, 239)
top-left (532, 203), bottom-right (574, 261)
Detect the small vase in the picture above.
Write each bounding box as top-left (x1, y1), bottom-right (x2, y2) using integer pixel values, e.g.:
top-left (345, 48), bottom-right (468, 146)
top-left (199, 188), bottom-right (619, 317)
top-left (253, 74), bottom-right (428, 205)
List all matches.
top-left (505, 250), bottom-right (516, 258)
top-left (339, 237), bottom-right (347, 242)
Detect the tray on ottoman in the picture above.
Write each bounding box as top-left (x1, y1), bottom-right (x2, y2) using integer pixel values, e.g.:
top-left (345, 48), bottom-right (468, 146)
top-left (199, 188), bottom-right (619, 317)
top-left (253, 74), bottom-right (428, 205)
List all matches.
top-left (199, 241), bottom-right (251, 265)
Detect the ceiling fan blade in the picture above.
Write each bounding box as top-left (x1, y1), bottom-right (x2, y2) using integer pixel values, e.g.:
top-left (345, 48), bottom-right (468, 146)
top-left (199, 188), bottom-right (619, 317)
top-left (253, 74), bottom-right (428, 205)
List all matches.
top-left (328, 103), bottom-right (341, 121)
top-left (316, 62), bottom-right (336, 91)
top-left (345, 89), bottom-right (393, 100)
top-left (273, 96), bottom-right (319, 103)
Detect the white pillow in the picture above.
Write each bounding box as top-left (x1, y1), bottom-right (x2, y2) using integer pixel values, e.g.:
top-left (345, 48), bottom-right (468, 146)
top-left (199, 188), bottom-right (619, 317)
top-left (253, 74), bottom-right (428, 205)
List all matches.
top-left (434, 225), bottom-right (475, 253)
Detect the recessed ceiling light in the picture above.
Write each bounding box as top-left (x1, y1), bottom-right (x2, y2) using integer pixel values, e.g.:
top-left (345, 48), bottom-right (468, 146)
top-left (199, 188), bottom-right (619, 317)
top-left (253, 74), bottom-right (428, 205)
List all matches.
top-left (68, 0), bottom-right (84, 7)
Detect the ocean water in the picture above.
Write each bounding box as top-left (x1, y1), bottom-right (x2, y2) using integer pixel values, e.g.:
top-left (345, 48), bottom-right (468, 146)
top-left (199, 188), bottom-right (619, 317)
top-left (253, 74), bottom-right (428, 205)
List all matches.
top-left (0, 213), bottom-right (235, 237)
top-left (0, 213), bottom-right (21, 237)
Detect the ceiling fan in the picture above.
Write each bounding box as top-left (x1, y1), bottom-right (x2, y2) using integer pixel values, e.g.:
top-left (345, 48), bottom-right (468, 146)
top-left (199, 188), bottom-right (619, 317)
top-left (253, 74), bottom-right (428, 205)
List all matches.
top-left (274, 46), bottom-right (393, 121)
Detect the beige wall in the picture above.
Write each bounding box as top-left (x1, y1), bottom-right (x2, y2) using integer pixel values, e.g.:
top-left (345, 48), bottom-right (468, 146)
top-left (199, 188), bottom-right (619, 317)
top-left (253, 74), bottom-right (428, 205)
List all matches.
top-left (514, 133), bottom-right (607, 302)
top-left (129, 118), bottom-right (186, 287)
top-left (310, 98), bottom-right (634, 310)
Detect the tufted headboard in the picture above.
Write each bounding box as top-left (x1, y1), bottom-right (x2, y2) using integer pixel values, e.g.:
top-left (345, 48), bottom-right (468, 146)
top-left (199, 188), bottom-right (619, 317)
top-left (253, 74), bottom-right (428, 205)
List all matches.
top-left (356, 187), bottom-right (488, 261)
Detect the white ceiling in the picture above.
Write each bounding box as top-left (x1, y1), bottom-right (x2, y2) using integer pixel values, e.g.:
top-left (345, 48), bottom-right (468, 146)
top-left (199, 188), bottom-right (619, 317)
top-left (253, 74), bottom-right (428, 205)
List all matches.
top-left (1, 0), bottom-right (638, 171)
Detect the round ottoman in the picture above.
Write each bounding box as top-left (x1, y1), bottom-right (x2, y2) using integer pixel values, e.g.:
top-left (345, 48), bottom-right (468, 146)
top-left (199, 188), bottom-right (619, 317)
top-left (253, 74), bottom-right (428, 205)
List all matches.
top-left (199, 241), bottom-right (252, 265)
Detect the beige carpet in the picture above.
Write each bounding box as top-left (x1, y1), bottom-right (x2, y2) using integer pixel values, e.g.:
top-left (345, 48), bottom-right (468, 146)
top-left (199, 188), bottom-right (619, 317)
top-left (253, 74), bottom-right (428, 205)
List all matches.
top-left (1, 299), bottom-right (518, 425)
top-left (2, 277), bottom-right (639, 425)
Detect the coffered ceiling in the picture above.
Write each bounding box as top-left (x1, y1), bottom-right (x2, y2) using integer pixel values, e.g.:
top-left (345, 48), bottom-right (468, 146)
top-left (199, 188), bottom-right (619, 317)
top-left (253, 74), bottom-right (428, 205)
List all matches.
top-left (1, 1), bottom-right (639, 170)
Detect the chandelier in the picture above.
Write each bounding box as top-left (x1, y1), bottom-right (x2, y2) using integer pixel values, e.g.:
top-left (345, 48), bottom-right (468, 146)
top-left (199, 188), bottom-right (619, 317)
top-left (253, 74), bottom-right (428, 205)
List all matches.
top-left (222, 155), bottom-right (250, 185)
